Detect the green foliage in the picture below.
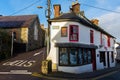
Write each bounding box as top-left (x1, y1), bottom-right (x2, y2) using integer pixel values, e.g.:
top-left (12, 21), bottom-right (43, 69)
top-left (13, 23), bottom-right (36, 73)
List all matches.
top-left (0, 29), bottom-right (11, 60)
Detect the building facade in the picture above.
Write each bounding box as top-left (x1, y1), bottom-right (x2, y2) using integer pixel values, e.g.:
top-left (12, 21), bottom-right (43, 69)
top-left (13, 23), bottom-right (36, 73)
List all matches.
top-left (0, 15), bottom-right (45, 52)
top-left (47, 2), bottom-right (116, 74)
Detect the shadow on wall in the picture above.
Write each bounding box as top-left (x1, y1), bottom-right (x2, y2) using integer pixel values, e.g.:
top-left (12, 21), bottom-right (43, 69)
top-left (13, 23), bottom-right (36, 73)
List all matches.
top-left (13, 42), bottom-right (26, 55)
top-left (51, 23), bottom-right (69, 43)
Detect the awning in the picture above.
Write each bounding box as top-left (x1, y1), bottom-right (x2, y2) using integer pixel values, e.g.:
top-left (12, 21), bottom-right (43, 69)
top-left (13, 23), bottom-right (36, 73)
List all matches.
top-left (55, 43), bottom-right (98, 49)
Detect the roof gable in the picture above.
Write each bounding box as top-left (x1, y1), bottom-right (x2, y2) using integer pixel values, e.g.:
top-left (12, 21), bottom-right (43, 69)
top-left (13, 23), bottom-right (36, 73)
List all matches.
top-left (0, 15), bottom-right (38, 28)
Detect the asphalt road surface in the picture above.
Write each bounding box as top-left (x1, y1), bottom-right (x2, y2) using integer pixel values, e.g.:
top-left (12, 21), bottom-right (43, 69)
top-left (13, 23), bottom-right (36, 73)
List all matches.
top-left (97, 70), bottom-right (120, 80)
top-left (0, 47), bottom-right (48, 80)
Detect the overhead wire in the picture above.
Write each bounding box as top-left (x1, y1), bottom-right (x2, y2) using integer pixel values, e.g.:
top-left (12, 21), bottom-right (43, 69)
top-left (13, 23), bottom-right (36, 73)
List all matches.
top-left (68, 0), bottom-right (120, 14)
top-left (81, 3), bottom-right (120, 14)
top-left (9, 0), bottom-right (41, 16)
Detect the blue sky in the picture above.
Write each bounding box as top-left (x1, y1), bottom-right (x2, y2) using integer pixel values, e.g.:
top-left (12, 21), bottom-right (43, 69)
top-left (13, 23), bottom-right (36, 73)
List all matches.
top-left (0, 0), bottom-right (120, 41)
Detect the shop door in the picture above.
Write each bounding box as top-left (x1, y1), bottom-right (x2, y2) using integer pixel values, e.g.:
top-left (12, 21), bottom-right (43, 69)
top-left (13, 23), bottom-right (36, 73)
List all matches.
top-left (92, 49), bottom-right (96, 71)
top-left (100, 52), bottom-right (106, 66)
top-left (107, 52), bottom-right (110, 68)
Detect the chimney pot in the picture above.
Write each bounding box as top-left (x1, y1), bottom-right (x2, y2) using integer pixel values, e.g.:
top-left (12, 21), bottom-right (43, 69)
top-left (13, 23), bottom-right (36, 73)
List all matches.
top-left (71, 2), bottom-right (80, 15)
top-left (53, 4), bottom-right (61, 18)
top-left (91, 19), bottom-right (99, 26)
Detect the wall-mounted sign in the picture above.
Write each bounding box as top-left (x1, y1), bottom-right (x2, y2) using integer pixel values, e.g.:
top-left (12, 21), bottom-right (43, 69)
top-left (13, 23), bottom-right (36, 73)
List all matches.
top-left (52, 26), bottom-right (59, 29)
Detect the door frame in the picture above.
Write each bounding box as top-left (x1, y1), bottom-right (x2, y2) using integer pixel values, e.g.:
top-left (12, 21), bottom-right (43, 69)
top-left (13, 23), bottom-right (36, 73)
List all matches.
top-left (92, 49), bottom-right (96, 71)
top-left (107, 52), bottom-right (110, 68)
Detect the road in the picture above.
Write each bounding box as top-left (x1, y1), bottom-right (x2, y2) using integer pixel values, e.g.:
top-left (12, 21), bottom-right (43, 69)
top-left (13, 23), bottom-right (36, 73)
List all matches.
top-left (0, 47), bottom-right (48, 80)
top-left (97, 69), bottom-right (120, 80)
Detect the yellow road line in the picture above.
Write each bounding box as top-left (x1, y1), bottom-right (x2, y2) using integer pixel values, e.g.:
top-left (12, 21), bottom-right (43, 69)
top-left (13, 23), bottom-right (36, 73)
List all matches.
top-left (32, 72), bottom-right (70, 80)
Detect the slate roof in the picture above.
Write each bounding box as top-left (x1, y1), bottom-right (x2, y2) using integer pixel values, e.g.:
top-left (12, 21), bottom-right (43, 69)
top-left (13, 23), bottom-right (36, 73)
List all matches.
top-left (50, 12), bottom-right (115, 38)
top-left (0, 15), bottom-right (37, 28)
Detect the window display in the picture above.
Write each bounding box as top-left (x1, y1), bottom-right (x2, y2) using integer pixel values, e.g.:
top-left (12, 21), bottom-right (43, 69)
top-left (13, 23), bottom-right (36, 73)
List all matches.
top-left (59, 48), bottom-right (68, 65)
top-left (59, 47), bottom-right (93, 66)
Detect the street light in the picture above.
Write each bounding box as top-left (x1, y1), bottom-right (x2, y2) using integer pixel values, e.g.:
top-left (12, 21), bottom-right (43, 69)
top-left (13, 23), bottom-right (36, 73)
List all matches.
top-left (37, 6), bottom-right (43, 9)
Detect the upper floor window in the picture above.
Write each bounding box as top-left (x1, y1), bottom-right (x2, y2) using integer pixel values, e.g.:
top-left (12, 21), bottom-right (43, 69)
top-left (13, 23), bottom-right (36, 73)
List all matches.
top-left (61, 27), bottom-right (67, 37)
top-left (69, 25), bottom-right (79, 41)
top-left (100, 32), bottom-right (102, 45)
top-left (90, 30), bottom-right (94, 43)
top-left (107, 36), bottom-right (110, 47)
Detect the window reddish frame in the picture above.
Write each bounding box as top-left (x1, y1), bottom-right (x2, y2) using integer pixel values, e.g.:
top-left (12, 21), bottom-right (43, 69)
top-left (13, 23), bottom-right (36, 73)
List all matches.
top-left (61, 27), bottom-right (67, 37)
top-left (69, 25), bottom-right (79, 42)
top-left (107, 36), bottom-right (111, 47)
top-left (90, 30), bottom-right (94, 43)
top-left (100, 32), bottom-right (102, 45)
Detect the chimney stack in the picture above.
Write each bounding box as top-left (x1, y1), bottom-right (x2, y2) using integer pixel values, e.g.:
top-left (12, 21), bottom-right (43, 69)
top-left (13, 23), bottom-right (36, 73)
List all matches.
top-left (71, 1), bottom-right (80, 15)
top-left (91, 19), bottom-right (99, 26)
top-left (53, 4), bottom-right (61, 18)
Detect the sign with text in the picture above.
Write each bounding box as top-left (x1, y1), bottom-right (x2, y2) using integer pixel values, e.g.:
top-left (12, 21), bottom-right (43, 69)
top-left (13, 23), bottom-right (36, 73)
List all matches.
top-left (52, 26), bottom-right (59, 29)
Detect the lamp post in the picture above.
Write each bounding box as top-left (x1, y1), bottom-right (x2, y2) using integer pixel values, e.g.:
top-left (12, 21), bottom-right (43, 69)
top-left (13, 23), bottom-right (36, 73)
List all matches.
top-left (46, 0), bottom-right (51, 55)
top-left (37, 6), bottom-right (43, 9)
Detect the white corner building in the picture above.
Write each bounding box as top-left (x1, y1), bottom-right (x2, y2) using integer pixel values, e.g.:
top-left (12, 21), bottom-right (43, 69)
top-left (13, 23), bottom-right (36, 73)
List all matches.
top-left (47, 2), bottom-right (116, 74)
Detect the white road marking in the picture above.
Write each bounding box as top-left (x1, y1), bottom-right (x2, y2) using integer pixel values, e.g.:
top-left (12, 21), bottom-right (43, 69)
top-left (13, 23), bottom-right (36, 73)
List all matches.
top-left (33, 51), bottom-right (43, 56)
top-left (2, 60), bottom-right (36, 67)
top-left (23, 61), bottom-right (36, 67)
top-left (0, 70), bottom-right (32, 74)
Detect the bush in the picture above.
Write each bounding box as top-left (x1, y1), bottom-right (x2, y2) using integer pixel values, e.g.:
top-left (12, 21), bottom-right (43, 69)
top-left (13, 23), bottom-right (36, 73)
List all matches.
top-left (0, 30), bottom-right (11, 60)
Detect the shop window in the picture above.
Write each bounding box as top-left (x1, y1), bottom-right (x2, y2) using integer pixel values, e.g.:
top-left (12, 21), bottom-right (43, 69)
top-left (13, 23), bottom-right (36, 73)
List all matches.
top-left (69, 25), bottom-right (79, 41)
top-left (69, 48), bottom-right (78, 65)
top-left (90, 30), bottom-right (94, 43)
top-left (78, 49), bottom-right (83, 65)
top-left (83, 49), bottom-right (88, 64)
top-left (88, 50), bottom-right (92, 63)
top-left (61, 27), bottom-right (67, 37)
top-left (59, 47), bottom-right (92, 66)
top-left (59, 48), bottom-right (68, 65)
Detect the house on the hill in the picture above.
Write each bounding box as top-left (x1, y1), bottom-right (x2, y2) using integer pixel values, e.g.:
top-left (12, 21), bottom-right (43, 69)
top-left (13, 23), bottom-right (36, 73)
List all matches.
top-left (0, 15), bottom-right (45, 53)
top-left (47, 2), bottom-right (116, 74)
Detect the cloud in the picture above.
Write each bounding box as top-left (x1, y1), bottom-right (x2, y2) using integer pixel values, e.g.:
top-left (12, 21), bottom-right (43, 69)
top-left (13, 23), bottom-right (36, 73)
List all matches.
top-left (97, 7), bottom-right (120, 41)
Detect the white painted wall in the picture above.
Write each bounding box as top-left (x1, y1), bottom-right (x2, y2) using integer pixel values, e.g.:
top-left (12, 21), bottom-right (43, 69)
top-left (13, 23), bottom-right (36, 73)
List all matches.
top-left (58, 64), bottom-right (93, 74)
top-left (47, 21), bottom-right (115, 73)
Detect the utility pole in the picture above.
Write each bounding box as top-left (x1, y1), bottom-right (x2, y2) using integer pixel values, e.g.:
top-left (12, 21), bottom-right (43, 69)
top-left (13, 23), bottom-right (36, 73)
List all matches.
top-left (46, 0), bottom-right (51, 55)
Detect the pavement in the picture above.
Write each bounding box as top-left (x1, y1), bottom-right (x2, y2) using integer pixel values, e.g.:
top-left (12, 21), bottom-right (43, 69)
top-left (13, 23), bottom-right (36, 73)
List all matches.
top-left (32, 63), bottom-right (120, 80)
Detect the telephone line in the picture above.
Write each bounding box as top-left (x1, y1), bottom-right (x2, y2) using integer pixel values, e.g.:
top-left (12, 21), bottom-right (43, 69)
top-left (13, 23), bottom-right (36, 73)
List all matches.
top-left (9, 0), bottom-right (41, 16)
top-left (81, 3), bottom-right (120, 14)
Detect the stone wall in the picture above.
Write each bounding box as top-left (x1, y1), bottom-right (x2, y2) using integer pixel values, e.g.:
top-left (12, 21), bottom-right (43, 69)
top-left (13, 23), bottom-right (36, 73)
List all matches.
top-left (27, 17), bottom-right (45, 51)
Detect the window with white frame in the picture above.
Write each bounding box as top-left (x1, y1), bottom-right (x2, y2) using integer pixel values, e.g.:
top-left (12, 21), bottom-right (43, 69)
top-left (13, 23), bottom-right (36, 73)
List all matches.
top-left (34, 22), bottom-right (38, 40)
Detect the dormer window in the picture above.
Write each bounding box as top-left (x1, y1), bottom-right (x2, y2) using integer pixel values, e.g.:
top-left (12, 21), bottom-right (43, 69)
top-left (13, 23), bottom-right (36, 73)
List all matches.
top-left (69, 25), bottom-right (79, 41)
